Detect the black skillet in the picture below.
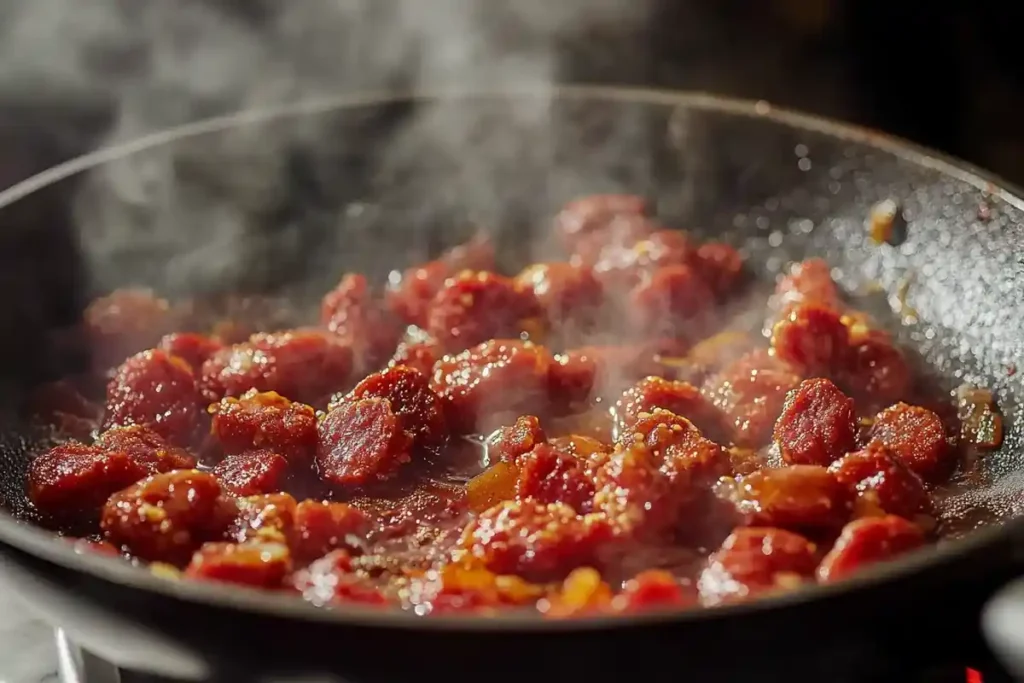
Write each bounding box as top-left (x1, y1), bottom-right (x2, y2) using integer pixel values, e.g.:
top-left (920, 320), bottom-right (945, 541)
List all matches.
top-left (0, 86), bottom-right (1023, 683)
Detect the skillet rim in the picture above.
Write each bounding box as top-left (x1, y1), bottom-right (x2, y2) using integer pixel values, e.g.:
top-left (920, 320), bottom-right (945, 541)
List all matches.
top-left (0, 83), bottom-right (1021, 632)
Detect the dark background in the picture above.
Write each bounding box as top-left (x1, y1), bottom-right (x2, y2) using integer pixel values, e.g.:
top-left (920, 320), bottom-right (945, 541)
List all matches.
top-left (1, 0), bottom-right (1022, 189)
top-left (573, 0), bottom-right (1024, 186)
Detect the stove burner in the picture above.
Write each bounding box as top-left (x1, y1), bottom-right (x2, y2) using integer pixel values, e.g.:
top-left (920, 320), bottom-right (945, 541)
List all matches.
top-left (55, 628), bottom-right (998, 683)
top-left (56, 629), bottom-right (121, 683)
top-left (57, 630), bottom-right (205, 683)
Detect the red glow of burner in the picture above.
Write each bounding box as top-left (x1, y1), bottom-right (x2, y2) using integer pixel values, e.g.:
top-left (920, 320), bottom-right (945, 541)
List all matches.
top-left (966, 668), bottom-right (982, 683)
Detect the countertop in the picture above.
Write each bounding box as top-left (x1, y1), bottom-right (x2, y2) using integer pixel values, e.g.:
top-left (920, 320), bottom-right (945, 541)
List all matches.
top-left (0, 588), bottom-right (60, 683)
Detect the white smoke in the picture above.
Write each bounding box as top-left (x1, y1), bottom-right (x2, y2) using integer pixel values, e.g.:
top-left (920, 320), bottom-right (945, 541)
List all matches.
top-left (0, 0), bottom-right (656, 297)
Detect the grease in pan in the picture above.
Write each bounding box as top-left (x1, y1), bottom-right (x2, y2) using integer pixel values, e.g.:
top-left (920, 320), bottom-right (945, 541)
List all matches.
top-left (22, 194), bottom-right (1000, 617)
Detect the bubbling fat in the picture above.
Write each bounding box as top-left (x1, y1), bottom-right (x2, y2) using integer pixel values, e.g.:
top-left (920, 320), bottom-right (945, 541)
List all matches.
top-left (20, 191), bottom-right (992, 617)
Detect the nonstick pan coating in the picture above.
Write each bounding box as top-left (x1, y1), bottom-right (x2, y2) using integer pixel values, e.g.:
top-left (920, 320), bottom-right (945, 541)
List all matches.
top-left (0, 87), bottom-right (1022, 680)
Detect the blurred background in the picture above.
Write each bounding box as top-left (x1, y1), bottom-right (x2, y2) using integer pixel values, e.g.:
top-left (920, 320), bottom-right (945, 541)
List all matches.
top-left (0, 0), bottom-right (1021, 189)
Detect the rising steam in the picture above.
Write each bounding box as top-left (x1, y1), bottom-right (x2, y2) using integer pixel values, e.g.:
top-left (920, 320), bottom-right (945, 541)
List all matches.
top-left (0, 0), bottom-right (655, 297)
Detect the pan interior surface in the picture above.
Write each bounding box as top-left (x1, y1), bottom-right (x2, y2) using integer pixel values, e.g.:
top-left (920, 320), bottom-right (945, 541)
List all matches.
top-left (0, 86), bottom-right (1021, 625)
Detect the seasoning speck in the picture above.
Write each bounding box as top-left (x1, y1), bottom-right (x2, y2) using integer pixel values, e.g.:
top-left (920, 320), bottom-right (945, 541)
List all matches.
top-left (868, 198), bottom-right (907, 245)
top-left (955, 384), bottom-right (1003, 450)
top-left (978, 202), bottom-right (992, 222)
